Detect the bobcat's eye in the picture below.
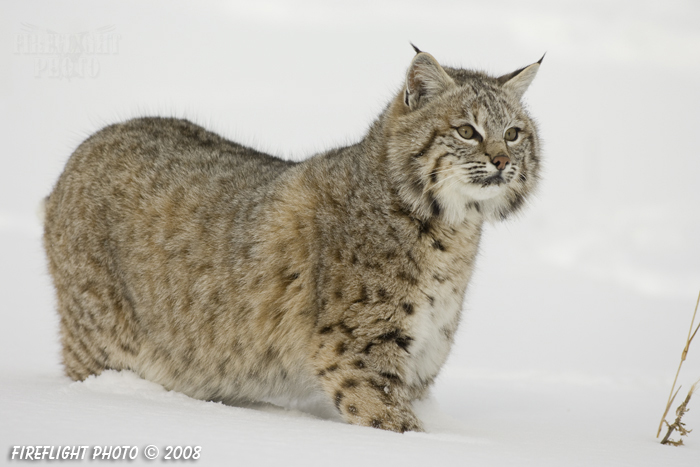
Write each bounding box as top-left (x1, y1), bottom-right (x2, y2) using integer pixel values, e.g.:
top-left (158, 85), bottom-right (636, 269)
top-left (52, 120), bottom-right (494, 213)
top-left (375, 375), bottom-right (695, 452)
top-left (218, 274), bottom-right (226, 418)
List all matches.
top-left (457, 125), bottom-right (481, 141)
top-left (504, 127), bottom-right (520, 142)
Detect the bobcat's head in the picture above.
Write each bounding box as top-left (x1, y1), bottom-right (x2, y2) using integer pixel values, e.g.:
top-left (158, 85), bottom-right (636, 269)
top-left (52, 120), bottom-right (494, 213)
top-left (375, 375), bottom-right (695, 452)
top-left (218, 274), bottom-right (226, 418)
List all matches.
top-left (385, 48), bottom-right (542, 224)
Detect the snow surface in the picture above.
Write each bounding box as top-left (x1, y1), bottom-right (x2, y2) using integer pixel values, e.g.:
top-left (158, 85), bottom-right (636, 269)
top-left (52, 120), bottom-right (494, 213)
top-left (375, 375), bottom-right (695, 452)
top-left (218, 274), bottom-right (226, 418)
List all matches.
top-left (1, 1), bottom-right (699, 465)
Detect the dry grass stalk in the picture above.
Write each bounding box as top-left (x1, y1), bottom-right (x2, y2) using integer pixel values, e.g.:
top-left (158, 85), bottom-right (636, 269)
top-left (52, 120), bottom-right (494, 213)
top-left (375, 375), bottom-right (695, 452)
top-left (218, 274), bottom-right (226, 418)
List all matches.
top-left (656, 290), bottom-right (700, 443)
top-left (660, 381), bottom-right (699, 446)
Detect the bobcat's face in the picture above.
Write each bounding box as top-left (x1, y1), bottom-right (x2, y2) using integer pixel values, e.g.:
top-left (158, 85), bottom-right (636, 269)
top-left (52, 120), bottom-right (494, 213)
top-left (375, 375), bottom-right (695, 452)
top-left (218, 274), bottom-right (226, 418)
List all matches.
top-left (386, 52), bottom-right (542, 224)
top-left (438, 84), bottom-right (540, 209)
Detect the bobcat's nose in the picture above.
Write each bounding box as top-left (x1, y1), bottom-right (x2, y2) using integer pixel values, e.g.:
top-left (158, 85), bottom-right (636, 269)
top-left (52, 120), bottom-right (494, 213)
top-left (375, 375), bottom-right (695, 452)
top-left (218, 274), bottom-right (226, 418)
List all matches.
top-left (491, 155), bottom-right (510, 171)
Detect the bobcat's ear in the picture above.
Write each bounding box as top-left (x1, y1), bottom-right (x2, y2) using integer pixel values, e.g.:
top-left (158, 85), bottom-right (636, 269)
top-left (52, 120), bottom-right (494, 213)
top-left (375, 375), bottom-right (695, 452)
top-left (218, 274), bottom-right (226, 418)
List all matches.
top-left (498, 55), bottom-right (544, 100)
top-left (404, 52), bottom-right (455, 111)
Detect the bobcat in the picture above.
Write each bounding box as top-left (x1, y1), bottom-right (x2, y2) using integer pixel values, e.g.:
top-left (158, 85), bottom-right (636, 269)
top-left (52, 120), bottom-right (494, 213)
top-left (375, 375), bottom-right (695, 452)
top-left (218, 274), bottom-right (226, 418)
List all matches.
top-left (43, 47), bottom-right (542, 432)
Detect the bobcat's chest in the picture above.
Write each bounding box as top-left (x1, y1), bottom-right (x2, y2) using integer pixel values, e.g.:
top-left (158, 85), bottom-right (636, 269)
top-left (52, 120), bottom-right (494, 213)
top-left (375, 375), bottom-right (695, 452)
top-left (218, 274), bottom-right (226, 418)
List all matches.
top-left (401, 220), bottom-right (482, 387)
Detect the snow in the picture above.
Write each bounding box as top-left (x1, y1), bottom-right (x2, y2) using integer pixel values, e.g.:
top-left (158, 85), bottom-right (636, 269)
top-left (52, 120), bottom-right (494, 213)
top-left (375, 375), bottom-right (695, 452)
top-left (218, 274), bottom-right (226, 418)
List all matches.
top-left (1, 0), bottom-right (699, 465)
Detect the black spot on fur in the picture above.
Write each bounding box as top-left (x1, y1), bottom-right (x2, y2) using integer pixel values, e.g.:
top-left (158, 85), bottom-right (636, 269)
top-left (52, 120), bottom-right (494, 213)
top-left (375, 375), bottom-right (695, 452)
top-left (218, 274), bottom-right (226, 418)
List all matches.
top-left (336, 341), bottom-right (347, 355)
top-left (352, 285), bottom-right (369, 304)
top-left (380, 372), bottom-right (401, 384)
top-left (418, 219), bottom-right (432, 236)
top-left (120, 341), bottom-right (139, 356)
top-left (442, 327), bottom-right (454, 340)
top-left (372, 316), bottom-right (391, 325)
top-left (347, 405), bottom-right (358, 414)
top-left (395, 336), bottom-right (413, 352)
top-left (338, 322), bottom-right (356, 335)
top-left (393, 201), bottom-right (415, 219)
top-left (379, 329), bottom-right (401, 341)
top-left (428, 296), bottom-right (435, 306)
top-left (263, 347), bottom-right (279, 364)
top-left (326, 363), bottom-right (339, 373)
top-left (430, 196), bottom-right (441, 217)
top-left (397, 270), bottom-right (419, 286)
top-left (354, 359), bottom-right (365, 369)
top-left (371, 419), bottom-right (382, 428)
top-left (280, 269), bottom-right (298, 288)
top-left (342, 378), bottom-right (358, 388)
top-left (377, 287), bottom-right (388, 300)
top-left (433, 273), bottom-right (445, 283)
top-left (351, 253), bottom-right (358, 265)
top-left (466, 201), bottom-right (482, 213)
top-left (334, 289), bottom-right (343, 299)
top-left (368, 378), bottom-right (388, 394)
top-left (317, 369), bottom-right (326, 377)
top-left (319, 326), bottom-right (333, 335)
top-left (432, 239), bottom-right (446, 251)
top-left (335, 391), bottom-right (344, 409)
top-left (372, 329), bottom-right (413, 353)
top-left (402, 302), bottom-right (414, 315)
top-left (362, 342), bottom-right (375, 354)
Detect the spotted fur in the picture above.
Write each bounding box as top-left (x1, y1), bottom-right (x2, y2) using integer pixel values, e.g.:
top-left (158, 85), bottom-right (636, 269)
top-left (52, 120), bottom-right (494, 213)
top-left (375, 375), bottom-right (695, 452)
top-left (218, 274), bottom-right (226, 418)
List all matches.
top-left (43, 49), bottom-right (542, 433)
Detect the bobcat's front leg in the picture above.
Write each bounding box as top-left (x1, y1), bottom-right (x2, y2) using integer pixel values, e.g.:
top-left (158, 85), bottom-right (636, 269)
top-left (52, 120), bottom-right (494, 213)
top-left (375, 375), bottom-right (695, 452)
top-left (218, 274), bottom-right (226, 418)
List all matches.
top-left (314, 321), bottom-right (423, 433)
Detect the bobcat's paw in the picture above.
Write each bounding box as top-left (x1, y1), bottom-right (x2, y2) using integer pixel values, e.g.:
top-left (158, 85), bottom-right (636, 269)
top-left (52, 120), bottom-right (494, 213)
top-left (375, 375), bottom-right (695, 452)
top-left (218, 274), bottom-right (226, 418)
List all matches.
top-left (357, 405), bottom-right (424, 433)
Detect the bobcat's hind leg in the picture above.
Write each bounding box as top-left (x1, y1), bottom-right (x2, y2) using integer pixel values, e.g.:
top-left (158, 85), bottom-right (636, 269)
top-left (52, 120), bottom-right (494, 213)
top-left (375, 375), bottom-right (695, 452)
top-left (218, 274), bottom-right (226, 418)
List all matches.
top-left (47, 248), bottom-right (141, 381)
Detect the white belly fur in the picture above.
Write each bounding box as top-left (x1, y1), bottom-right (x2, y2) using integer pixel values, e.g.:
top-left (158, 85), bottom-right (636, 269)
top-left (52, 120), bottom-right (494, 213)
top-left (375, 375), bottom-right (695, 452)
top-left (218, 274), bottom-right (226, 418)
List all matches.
top-left (404, 280), bottom-right (464, 387)
top-left (402, 218), bottom-right (481, 387)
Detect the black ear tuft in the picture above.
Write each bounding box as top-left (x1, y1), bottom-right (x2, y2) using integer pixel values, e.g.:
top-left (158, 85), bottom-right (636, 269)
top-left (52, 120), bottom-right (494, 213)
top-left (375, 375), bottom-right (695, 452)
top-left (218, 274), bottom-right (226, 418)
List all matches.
top-left (410, 42), bottom-right (422, 54)
top-left (497, 56), bottom-right (543, 100)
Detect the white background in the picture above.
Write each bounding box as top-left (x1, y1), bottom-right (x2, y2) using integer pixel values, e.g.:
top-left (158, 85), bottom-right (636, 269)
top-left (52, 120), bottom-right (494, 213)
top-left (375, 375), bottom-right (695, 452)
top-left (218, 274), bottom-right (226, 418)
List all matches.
top-left (1, 1), bottom-right (699, 465)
